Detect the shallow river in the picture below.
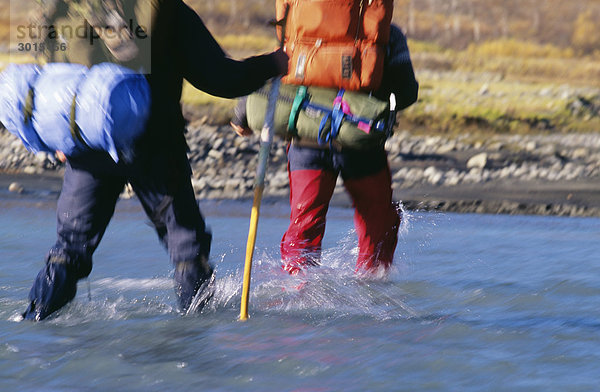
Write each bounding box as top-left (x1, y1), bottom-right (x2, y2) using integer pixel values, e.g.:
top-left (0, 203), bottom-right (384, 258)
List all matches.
top-left (1, 196), bottom-right (599, 391)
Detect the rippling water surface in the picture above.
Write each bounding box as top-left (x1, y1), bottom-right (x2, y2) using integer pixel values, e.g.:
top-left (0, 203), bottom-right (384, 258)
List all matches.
top-left (1, 197), bottom-right (599, 391)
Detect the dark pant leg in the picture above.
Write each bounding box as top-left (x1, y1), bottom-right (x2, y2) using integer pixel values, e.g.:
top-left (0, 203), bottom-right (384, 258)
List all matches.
top-left (53, 161), bottom-right (127, 268)
top-left (128, 153), bottom-right (213, 311)
top-left (129, 159), bottom-right (211, 264)
top-left (23, 160), bottom-right (125, 320)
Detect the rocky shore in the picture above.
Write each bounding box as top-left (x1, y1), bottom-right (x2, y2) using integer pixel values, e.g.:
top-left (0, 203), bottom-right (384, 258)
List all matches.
top-left (1, 123), bottom-right (599, 217)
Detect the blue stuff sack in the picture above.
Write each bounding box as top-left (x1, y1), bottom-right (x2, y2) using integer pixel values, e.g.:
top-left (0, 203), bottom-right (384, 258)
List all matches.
top-left (0, 62), bottom-right (151, 162)
top-left (32, 63), bottom-right (89, 157)
top-left (77, 63), bottom-right (151, 162)
top-left (0, 64), bottom-right (45, 153)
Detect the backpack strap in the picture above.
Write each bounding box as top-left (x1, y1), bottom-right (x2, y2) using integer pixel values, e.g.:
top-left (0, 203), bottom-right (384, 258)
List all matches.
top-left (288, 85), bottom-right (308, 133)
top-left (69, 93), bottom-right (88, 147)
top-left (330, 89), bottom-right (346, 141)
top-left (316, 88), bottom-right (388, 148)
top-left (316, 89), bottom-right (346, 148)
top-left (23, 88), bottom-right (35, 125)
top-left (317, 110), bottom-right (333, 146)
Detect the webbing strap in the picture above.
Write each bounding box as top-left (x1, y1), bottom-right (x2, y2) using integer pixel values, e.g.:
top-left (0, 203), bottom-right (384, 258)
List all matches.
top-left (288, 86), bottom-right (308, 132)
top-left (23, 88), bottom-right (35, 125)
top-left (310, 93), bottom-right (386, 137)
top-left (69, 94), bottom-right (88, 147)
top-left (317, 89), bottom-right (349, 148)
top-left (317, 111), bottom-right (332, 146)
top-left (330, 89), bottom-right (346, 142)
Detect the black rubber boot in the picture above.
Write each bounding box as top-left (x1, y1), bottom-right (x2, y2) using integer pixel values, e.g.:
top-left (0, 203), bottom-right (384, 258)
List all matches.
top-left (22, 249), bottom-right (92, 321)
top-left (174, 257), bottom-right (214, 313)
top-left (22, 261), bottom-right (78, 321)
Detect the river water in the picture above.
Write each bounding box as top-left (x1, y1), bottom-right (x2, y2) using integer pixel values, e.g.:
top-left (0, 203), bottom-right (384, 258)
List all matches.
top-left (1, 195), bottom-right (599, 391)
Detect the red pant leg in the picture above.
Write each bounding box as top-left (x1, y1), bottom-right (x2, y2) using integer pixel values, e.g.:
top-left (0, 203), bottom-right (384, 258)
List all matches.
top-left (280, 169), bottom-right (337, 274)
top-left (343, 165), bottom-right (400, 273)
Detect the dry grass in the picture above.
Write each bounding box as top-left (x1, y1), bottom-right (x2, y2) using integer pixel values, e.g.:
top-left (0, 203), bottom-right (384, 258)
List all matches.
top-left (2, 1), bottom-right (598, 136)
top-left (214, 33), bottom-right (277, 56)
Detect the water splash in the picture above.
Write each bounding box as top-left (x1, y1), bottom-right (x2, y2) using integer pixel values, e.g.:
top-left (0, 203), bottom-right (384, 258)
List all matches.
top-left (6, 219), bottom-right (423, 323)
top-left (203, 233), bottom-right (420, 322)
top-left (397, 200), bottom-right (411, 236)
top-left (92, 277), bottom-right (173, 291)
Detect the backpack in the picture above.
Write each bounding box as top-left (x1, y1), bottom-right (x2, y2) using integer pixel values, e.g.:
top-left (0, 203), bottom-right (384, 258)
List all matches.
top-left (276, 0), bottom-right (393, 92)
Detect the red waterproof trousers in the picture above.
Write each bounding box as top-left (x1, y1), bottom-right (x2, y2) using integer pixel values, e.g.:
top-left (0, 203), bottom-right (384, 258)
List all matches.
top-left (281, 143), bottom-right (401, 274)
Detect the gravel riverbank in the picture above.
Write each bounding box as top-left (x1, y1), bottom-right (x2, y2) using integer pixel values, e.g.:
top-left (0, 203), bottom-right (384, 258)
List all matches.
top-left (1, 123), bottom-right (599, 217)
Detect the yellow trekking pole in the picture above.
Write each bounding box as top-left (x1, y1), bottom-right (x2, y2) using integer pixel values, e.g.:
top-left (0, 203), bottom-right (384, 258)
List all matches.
top-left (240, 7), bottom-right (288, 321)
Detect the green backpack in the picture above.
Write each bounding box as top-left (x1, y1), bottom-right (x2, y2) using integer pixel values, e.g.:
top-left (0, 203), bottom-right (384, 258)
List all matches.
top-left (246, 83), bottom-right (394, 150)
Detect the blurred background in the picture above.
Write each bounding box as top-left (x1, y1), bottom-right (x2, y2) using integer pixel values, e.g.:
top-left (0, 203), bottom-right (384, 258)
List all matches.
top-left (2, 0), bottom-right (599, 131)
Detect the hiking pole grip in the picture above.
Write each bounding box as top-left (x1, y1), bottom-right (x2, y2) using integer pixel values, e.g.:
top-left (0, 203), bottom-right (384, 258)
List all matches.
top-left (240, 5), bottom-right (289, 321)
